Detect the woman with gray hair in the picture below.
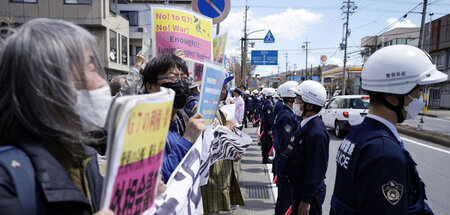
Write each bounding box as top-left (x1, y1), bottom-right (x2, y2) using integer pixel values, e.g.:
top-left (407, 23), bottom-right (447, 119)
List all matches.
top-left (0, 18), bottom-right (112, 214)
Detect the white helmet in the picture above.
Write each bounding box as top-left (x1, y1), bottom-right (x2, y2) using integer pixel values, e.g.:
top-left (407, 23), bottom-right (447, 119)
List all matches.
top-left (264, 88), bottom-right (276, 97)
top-left (273, 92), bottom-right (280, 99)
top-left (362, 45), bottom-right (448, 95)
top-left (252, 90), bottom-right (259, 95)
top-left (278, 81), bottom-right (298, 98)
top-left (244, 90), bottom-right (250, 95)
top-left (292, 80), bottom-right (327, 107)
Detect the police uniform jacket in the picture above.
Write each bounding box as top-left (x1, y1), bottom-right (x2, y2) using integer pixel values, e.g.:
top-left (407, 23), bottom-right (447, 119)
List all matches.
top-left (245, 96), bottom-right (254, 113)
top-left (273, 105), bottom-right (300, 174)
top-left (253, 96), bottom-right (262, 113)
top-left (330, 115), bottom-right (432, 215)
top-left (287, 115), bottom-right (329, 203)
top-left (261, 99), bottom-right (275, 132)
top-left (274, 100), bottom-right (284, 117)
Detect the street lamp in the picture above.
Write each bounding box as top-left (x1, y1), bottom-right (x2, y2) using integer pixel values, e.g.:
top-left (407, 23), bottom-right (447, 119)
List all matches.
top-left (241, 28), bottom-right (265, 87)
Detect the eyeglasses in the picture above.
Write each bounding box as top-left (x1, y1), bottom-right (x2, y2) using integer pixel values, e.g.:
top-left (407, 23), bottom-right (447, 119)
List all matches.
top-left (158, 74), bottom-right (192, 84)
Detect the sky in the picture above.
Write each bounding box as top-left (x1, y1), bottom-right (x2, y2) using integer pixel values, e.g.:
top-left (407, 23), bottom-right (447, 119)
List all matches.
top-left (214, 0), bottom-right (450, 78)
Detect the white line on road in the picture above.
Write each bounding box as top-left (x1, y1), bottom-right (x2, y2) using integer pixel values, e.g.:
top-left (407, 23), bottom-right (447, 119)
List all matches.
top-left (401, 137), bottom-right (450, 155)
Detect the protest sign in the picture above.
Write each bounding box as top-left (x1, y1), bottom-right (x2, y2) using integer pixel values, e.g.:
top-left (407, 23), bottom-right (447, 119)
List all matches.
top-left (213, 32), bottom-right (227, 63)
top-left (101, 89), bottom-right (174, 215)
top-left (151, 6), bottom-right (212, 62)
top-left (197, 63), bottom-right (226, 126)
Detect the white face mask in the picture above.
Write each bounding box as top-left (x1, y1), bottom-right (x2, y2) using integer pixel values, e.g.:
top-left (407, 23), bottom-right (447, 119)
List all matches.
top-left (404, 94), bottom-right (424, 120)
top-left (293, 103), bottom-right (303, 116)
top-left (74, 85), bottom-right (112, 132)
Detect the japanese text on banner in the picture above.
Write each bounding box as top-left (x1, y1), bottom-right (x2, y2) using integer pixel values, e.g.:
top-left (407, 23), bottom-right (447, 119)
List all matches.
top-left (109, 102), bottom-right (172, 215)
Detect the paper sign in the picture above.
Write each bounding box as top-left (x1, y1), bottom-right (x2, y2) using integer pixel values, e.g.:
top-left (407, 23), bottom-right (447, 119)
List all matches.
top-left (197, 63), bottom-right (226, 126)
top-left (213, 32), bottom-right (227, 63)
top-left (151, 6), bottom-right (213, 62)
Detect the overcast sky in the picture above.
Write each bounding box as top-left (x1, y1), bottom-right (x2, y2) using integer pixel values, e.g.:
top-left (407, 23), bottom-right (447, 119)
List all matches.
top-left (215, 0), bottom-right (449, 77)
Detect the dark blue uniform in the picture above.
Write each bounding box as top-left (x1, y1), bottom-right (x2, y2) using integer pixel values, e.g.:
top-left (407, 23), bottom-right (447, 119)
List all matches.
top-left (253, 96), bottom-right (262, 127)
top-left (283, 116), bottom-right (329, 215)
top-left (260, 99), bottom-right (275, 163)
top-left (330, 116), bottom-right (433, 215)
top-left (246, 96), bottom-right (254, 124)
top-left (273, 104), bottom-right (301, 215)
top-left (273, 99), bottom-right (284, 117)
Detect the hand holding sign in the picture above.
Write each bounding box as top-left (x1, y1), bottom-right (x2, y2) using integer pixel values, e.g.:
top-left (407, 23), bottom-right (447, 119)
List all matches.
top-left (183, 113), bottom-right (206, 143)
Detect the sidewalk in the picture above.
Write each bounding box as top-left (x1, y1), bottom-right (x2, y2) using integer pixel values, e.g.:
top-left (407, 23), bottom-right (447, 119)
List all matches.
top-left (420, 108), bottom-right (450, 120)
top-left (232, 127), bottom-right (276, 215)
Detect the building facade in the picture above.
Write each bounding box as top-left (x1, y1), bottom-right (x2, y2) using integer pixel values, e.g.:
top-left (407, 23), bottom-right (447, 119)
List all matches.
top-left (0, 0), bottom-right (131, 78)
top-left (423, 14), bottom-right (450, 109)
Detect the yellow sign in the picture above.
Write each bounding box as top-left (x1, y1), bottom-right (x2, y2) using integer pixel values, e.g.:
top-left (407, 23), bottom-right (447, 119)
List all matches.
top-left (120, 102), bottom-right (173, 164)
top-left (321, 55), bottom-right (327, 62)
top-left (213, 32), bottom-right (228, 63)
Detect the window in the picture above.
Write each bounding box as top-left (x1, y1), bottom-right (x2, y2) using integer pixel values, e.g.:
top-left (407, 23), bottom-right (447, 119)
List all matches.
top-left (64, 0), bottom-right (91, 4)
top-left (396, 38), bottom-right (407, 45)
top-left (110, 0), bottom-right (118, 14)
top-left (122, 36), bottom-right (128, 65)
top-left (110, 30), bottom-right (117, 63)
top-left (11, 0), bottom-right (37, 2)
top-left (326, 98), bottom-right (336, 109)
top-left (121, 11), bottom-right (138, 26)
top-left (349, 98), bottom-right (370, 109)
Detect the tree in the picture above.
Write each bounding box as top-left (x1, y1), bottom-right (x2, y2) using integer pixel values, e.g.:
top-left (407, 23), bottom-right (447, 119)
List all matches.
top-left (229, 56), bottom-right (256, 87)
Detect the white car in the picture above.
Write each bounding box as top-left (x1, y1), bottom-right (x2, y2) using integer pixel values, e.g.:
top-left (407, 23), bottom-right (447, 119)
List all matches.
top-left (320, 95), bottom-right (370, 138)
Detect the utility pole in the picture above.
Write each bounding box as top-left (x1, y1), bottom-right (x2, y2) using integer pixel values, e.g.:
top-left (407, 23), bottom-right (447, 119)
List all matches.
top-left (341, 0), bottom-right (357, 95)
top-left (418, 0), bottom-right (428, 49)
top-left (285, 53), bottom-right (288, 81)
top-left (240, 0), bottom-right (249, 87)
top-left (302, 41), bottom-right (310, 78)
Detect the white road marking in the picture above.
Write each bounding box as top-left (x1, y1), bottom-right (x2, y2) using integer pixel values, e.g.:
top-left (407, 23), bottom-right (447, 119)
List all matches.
top-left (401, 137), bottom-right (450, 155)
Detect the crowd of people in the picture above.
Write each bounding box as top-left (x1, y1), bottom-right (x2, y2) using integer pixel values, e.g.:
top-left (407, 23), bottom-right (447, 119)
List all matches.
top-left (0, 18), bottom-right (447, 215)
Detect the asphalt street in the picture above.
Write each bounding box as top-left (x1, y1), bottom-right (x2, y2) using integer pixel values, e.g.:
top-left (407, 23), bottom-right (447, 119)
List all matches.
top-left (402, 115), bottom-right (450, 135)
top-left (323, 133), bottom-right (450, 214)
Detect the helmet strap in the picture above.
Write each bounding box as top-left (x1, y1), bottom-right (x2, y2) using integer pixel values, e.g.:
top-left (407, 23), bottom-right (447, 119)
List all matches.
top-left (380, 95), bottom-right (405, 123)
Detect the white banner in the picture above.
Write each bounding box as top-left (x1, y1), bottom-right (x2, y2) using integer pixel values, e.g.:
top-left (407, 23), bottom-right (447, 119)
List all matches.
top-left (145, 126), bottom-right (251, 214)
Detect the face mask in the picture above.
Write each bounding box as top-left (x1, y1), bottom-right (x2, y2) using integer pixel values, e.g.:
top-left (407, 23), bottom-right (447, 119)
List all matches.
top-left (404, 94), bottom-right (424, 120)
top-left (74, 85), bottom-right (112, 132)
top-left (162, 80), bottom-right (189, 109)
top-left (293, 103), bottom-right (303, 116)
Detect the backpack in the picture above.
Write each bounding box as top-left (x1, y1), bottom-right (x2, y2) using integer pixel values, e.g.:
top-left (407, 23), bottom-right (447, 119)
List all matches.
top-left (0, 146), bottom-right (41, 215)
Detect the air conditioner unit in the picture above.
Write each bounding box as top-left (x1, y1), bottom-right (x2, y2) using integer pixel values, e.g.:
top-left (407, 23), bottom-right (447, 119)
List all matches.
top-left (137, 27), bottom-right (144, 32)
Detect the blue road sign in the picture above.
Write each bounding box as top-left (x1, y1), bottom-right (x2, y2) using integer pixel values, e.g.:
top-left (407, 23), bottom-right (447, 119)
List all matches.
top-left (251, 50), bottom-right (278, 65)
top-left (192, 0), bottom-right (231, 24)
top-left (264, 30), bottom-right (275, 43)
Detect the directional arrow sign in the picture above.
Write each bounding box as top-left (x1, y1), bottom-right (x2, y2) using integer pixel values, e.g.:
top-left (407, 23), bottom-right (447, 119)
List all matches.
top-left (264, 30), bottom-right (275, 43)
top-left (251, 50), bottom-right (278, 65)
top-left (192, 0), bottom-right (231, 24)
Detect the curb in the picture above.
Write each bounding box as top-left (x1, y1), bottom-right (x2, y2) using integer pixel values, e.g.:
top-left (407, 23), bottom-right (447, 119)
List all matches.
top-left (396, 125), bottom-right (450, 148)
top-left (418, 113), bottom-right (438, 118)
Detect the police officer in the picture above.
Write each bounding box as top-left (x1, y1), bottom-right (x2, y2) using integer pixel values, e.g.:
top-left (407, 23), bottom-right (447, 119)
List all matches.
top-left (286, 80), bottom-right (329, 215)
top-left (245, 90), bottom-right (254, 126)
top-left (273, 91), bottom-right (284, 117)
top-left (243, 90), bottom-right (251, 128)
top-left (273, 81), bottom-right (301, 215)
top-left (261, 88), bottom-right (276, 164)
top-left (252, 90), bottom-right (262, 127)
top-left (330, 45), bottom-right (447, 215)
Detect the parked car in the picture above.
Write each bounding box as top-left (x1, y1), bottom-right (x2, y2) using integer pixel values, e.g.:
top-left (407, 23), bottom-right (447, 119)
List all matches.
top-left (320, 95), bottom-right (369, 138)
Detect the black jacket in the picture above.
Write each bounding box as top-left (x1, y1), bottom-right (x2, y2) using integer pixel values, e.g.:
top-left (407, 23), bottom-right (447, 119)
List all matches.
top-left (0, 134), bottom-right (103, 215)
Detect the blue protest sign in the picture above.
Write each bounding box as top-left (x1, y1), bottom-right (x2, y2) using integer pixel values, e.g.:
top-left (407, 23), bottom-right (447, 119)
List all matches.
top-left (192, 0), bottom-right (231, 24)
top-left (198, 63), bottom-right (226, 126)
top-left (251, 50), bottom-right (278, 65)
top-left (264, 30), bottom-right (275, 43)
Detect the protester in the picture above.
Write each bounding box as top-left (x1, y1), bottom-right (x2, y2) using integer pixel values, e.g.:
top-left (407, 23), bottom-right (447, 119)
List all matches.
top-left (116, 51), bottom-right (146, 96)
top-left (289, 81), bottom-right (329, 215)
top-left (273, 81), bottom-right (302, 215)
top-left (142, 53), bottom-right (206, 183)
top-left (232, 88), bottom-right (245, 126)
top-left (110, 75), bottom-right (126, 96)
top-left (0, 18), bottom-right (112, 215)
top-left (201, 76), bottom-right (245, 214)
top-left (330, 45), bottom-right (447, 215)
top-left (185, 82), bottom-right (200, 112)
